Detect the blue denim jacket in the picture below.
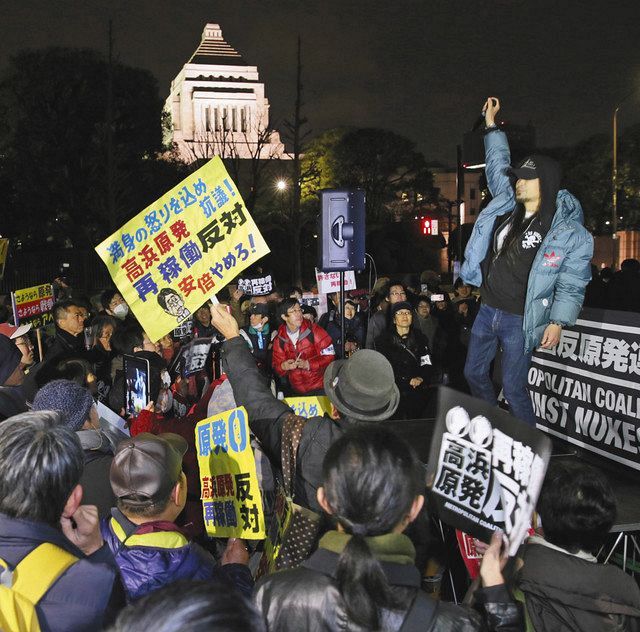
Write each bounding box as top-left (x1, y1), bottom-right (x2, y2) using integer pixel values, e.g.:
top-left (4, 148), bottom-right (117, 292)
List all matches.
top-left (461, 130), bottom-right (593, 353)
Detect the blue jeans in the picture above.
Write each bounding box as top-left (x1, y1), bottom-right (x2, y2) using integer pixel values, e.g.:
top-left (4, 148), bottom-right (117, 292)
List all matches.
top-left (463, 304), bottom-right (537, 426)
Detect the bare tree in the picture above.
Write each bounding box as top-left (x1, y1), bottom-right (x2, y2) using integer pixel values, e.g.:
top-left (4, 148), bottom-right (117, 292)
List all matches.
top-left (270, 36), bottom-right (318, 285)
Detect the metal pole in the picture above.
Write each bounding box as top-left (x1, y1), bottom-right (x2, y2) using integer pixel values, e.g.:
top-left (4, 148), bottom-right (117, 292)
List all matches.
top-left (456, 145), bottom-right (464, 263)
top-left (612, 106), bottom-right (619, 269)
top-left (339, 271), bottom-right (346, 359)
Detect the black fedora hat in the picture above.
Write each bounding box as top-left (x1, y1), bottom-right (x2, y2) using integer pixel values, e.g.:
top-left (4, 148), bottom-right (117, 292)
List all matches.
top-left (323, 349), bottom-right (399, 422)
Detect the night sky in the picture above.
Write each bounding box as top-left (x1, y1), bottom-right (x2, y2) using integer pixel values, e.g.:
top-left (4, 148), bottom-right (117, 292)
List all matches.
top-left (2, 0), bottom-right (640, 163)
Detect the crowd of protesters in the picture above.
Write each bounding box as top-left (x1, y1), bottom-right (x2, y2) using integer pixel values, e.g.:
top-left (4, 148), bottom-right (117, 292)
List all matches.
top-left (0, 265), bottom-right (640, 631)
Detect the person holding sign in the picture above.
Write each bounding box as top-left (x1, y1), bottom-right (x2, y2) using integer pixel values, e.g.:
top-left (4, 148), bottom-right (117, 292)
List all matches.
top-left (255, 426), bottom-right (521, 631)
top-left (101, 433), bottom-right (253, 601)
top-left (462, 97), bottom-right (593, 426)
top-left (211, 303), bottom-right (401, 514)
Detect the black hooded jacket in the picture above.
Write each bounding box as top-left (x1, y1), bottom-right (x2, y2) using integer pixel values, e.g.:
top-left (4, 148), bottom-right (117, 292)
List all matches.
top-left (481, 155), bottom-right (562, 316)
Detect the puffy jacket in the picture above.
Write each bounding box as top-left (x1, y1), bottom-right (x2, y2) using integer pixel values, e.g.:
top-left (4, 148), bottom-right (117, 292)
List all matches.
top-left (255, 531), bottom-right (522, 632)
top-left (272, 320), bottom-right (335, 394)
top-left (461, 129), bottom-right (593, 353)
top-left (0, 512), bottom-right (124, 632)
top-left (100, 509), bottom-right (253, 601)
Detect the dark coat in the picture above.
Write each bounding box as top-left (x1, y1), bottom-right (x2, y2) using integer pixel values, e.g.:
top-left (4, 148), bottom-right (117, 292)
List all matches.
top-left (100, 509), bottom-right (253, 601)
top-left (76, 429), bottom-right (120, 519)
top-left (45, 328), bottom-right (85, 362)
top-left (222, 336), bottom-right (351, 513)
top-left (0, 512), bottom-right (124, 632)
top-left (376, 329), bottom-right (433, 391)
top-left (319, 310), bottom-right (365, 351)
top-left (255, 533), bottom-right (521, 632)
top-left (516, 541), bottom-right (640, 631)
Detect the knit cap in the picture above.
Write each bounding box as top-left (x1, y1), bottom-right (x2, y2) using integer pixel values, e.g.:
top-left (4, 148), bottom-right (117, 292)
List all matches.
top-left (33, 379), bottom-right (94, 431)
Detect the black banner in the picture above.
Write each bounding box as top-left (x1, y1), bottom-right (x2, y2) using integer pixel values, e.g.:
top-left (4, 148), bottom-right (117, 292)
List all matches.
top-left (528, 307), bottom-right (640, 472)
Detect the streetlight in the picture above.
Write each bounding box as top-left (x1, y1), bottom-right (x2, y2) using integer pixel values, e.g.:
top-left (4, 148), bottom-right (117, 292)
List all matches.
top-left (612, 87), bottom-right (640, 268)
top-left (276, 179), bottom-right (287, 192)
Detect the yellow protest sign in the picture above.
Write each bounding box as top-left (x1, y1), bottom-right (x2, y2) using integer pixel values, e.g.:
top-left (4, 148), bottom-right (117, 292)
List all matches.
top-left (0, 238), bottom-right (8, 280)
top-left (12, 283), bottom-right (55, 329)
top-left (195, 407), bottom-right (265, 539)
top-left (283, 396), bottom-right (332, 419)
top-left (95, 158), bottom-right (269, 341)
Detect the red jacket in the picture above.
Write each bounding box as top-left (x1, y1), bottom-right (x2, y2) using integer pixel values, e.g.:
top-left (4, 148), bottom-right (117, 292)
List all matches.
top-left (272, 320), bottom-right (335, 394)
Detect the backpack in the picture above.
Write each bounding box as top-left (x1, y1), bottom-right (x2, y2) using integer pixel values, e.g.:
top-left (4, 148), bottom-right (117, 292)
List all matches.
top-left (0, 543), bottom-right (78, 632)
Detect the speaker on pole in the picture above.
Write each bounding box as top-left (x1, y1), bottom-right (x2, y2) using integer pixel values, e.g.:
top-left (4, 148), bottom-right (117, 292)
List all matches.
top-left (317, 189), bottom-right (366, 272)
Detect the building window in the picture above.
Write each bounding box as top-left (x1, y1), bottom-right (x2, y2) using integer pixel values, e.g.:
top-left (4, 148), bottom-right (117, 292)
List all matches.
top-left (470, 207), bottom-right (476, 216)
top-left (232, 108), bottom-right (237, 132)
top-left (241, 108), bottom-right (247, 133)
top-left (470, 188), bottom-right (476, 200)
top-left (204, 107), bottom-right (211, 132)
top-left (214, 108), bottom-right (221, 132)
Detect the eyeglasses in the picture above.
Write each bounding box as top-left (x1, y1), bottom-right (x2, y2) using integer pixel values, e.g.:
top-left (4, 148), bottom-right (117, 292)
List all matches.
top-left (390, 291), bottom-right (406, 297)
top-left (287, 307), bottom-right (303, 315)
top-left (15, 338), bottom-right (33, 349)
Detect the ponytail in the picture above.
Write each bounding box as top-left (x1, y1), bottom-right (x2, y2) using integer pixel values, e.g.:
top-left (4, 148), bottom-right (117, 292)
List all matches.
top-left (336, 532), bottom-right (401, 630)
top-left (322, 427), bottom-right (423, 631)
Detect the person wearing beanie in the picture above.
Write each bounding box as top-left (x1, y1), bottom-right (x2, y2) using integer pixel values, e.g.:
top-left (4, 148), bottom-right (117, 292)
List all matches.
top-left (33, 379), bottom-right (117, 516)
top-left (375, 302), bottom-right (434, 419)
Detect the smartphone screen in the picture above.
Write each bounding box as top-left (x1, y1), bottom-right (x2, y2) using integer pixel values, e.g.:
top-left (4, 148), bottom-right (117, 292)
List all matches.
top-left (123, 354), bottom-right (151, 416)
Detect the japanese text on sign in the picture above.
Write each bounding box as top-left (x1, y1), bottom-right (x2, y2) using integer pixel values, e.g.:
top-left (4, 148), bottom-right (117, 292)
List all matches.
top-left (529, 308), bottom-right (640, 472)
top-left (427, 388), bottom-right (550, 556)
top-left (96, 158), bottom-right (270, 342)
top-left (283, 396), bottom-right (332, 419)
top-left (195, 407), bottom-right (265, 539)
top-left (12, 283), bottom-right (55, 328)
top-left (315, 269), bottom-right (356, 294)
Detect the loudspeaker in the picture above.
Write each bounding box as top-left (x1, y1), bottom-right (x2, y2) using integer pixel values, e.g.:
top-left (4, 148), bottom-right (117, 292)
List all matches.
top-left (317, 189), bottom-right (366, 272)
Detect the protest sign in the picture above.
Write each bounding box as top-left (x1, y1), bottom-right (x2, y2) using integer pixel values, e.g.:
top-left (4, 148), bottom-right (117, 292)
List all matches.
top-left (529, 307), bottom-right (640, 472)
top-left (426, 387), bottom-right (551, 555)
top-left (0, 238), bottom-right (8, 280)
top-left (96, 158), bottom-right (270, 342)
top-left (283, 396), bottom-right (332, 419)
top-left (237, 273), bottom-right (274, 296)
top-left (11, 283), bottom-right (55, 329)
top-left (299, 292), bottom-right (327, 318)
top-left (195, 407), bottom-right (265, 539)
top-left (315, 269), bottom-right (356, 294)
top-left (173, 318), bottom-right (193, 341)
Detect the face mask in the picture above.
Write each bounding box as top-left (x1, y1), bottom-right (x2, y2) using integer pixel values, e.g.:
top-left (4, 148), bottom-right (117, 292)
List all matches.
top-left (112, 303), bottom-right (129, 320)
top-left (157, 388), bottom-right (174, 415)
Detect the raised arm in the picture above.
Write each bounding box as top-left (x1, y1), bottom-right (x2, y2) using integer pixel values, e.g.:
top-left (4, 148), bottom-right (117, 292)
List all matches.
top-left (482, 97), bottom-right (513, 200)
top-left (210, 304), bottom-right (290, 465)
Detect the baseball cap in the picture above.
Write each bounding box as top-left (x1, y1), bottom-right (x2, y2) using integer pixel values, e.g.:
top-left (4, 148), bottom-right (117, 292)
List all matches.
top-left (0, 323), bottom-right (32, 340)
top-left (110, 433), bottom-right (188, 507)
top-left (508, 157), bottom-right (538, 180)
top-left (250, 303), bottom-right (269, 317)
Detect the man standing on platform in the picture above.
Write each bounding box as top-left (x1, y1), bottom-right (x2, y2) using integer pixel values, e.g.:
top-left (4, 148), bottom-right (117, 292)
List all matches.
top-left (462, 97), bottom-right (593, 426)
